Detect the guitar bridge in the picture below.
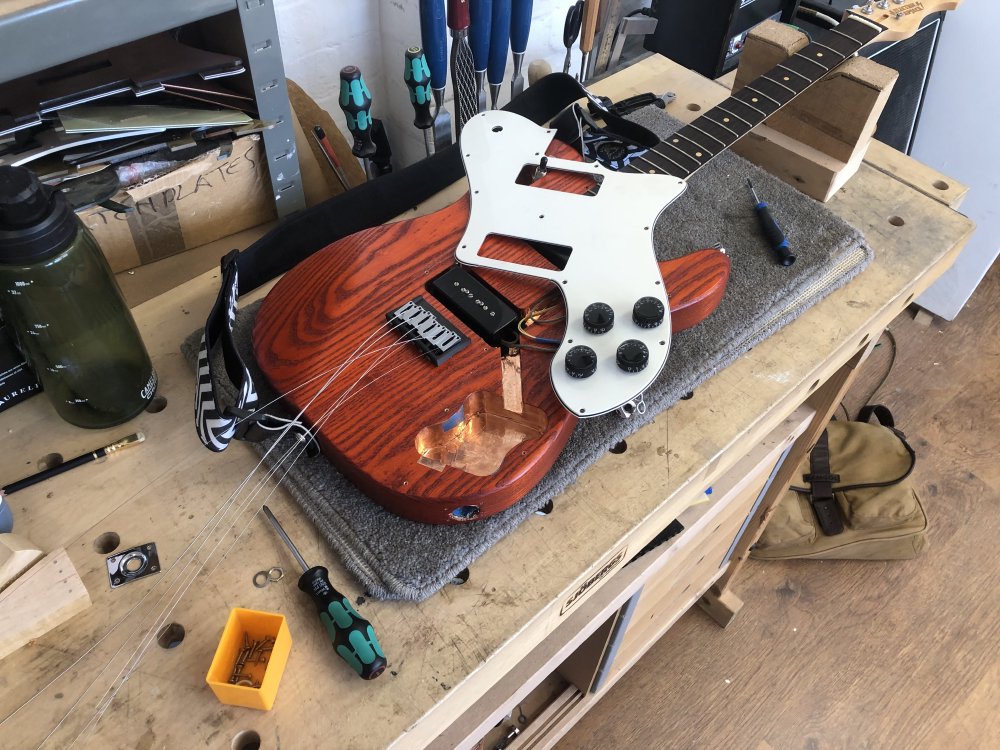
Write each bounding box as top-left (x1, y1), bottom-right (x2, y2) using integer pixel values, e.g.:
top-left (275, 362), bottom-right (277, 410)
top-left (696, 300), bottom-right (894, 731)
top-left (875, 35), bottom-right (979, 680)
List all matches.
top-left (386, 297), bottom-right (470, 366)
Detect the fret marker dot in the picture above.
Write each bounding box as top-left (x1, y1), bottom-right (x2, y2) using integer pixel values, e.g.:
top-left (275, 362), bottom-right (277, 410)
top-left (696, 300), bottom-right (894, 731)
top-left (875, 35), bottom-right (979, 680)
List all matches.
top-left (817, 52), bottom-right (824, 57)
top-left (695, 152), bottom-right (702, 157)
top-left (672, 138), bottom-right (679, 143)
top-left (751, 97), bottom-right (759, 103)
top-left (723, 117), bottom-right (730, 123)
top-left (783, 76), bottom-right (790, 81)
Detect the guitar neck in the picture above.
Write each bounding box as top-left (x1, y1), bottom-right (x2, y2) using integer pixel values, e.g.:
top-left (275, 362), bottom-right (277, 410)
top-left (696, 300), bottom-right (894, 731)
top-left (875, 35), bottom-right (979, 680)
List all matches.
top-left (637, 16), bottom-right (886, 180)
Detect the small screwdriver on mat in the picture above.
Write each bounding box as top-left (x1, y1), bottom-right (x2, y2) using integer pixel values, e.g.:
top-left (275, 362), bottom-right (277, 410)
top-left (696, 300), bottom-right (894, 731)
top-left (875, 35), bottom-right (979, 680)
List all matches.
top-left (262, 505), bottom-right (387, 680)
top-left (747, 178), bottom-right (796, 267)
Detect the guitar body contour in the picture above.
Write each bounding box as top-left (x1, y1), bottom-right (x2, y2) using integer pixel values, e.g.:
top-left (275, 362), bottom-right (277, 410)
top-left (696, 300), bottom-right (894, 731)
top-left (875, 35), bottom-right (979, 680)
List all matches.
top-left (252, 140), bottom-right (730, 524)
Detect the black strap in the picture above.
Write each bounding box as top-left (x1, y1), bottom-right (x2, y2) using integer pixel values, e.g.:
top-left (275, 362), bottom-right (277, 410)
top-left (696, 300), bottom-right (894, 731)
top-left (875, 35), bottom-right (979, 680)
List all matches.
top-left (195, 74), bottom-right (623, 452)
top-left (803, 429), bottom-right (845, 536)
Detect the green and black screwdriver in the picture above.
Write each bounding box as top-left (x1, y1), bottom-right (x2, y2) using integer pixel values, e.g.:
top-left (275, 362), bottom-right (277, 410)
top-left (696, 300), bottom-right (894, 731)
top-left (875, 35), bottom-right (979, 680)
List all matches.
top-left (262, 505), bottom-right (387, 680)
top-left (747, 178), bottom-right (796, 267)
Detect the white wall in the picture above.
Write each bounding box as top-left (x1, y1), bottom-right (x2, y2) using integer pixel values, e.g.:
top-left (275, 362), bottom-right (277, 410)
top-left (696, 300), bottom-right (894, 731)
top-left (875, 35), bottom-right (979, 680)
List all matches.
top-left (273, 0), bottom-right (642, 167)
top-left (910, 0), bottom-right (1000, 320)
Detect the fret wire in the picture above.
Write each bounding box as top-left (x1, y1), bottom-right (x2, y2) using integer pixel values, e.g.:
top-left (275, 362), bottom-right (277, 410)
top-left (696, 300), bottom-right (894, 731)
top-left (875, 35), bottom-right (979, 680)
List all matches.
top-left (701, 112), bottom-right (740, 137)
top-left (761, 74), bottom-right (797, 96)
top-left (673, 130), bottom-right (716, 156)
top-left (795, 53), bottom-right (830, 72)
top-left (777, 63), bottom-right (811, 83)
top-left (744, 85), bottom-right (783, 107)
top-left (633, 152), bottom-right (688, 179)
top-left (811, 41), bottom-right (846, 59)
top-left (686, 123), bottom-right (728, 149)
top-left (648, 145), bottom-right (696, 173)
top-left (731, 93), bottom-right (768, 117)
top-left (827, 27), bottom-right (865, 46)
top-left (630, 154), bottom-right (660, 173)
top-left (716, 105), bottom-right (753, 128)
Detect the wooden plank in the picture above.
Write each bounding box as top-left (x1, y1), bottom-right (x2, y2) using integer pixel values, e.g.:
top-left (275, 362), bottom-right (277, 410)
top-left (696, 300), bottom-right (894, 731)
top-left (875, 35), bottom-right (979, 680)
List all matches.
top-left (0, 548), bottom-right (90, 660)
top-left (0, 533), bottom-right (44, 592)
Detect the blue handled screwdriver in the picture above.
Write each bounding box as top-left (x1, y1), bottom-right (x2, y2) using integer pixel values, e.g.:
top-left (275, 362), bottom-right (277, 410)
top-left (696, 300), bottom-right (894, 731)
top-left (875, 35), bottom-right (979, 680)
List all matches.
top-left (747, 178), bottom-right (796, 267)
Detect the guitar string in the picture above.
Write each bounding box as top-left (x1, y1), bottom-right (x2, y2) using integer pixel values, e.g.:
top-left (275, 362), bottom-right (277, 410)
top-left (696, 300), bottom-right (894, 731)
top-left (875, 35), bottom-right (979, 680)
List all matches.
top-left (16, 322), bottom-right (412, 748)
top-left (61, 331), bottom-right (423, 748)
top-left (74, 334), bottom-right (419, 746)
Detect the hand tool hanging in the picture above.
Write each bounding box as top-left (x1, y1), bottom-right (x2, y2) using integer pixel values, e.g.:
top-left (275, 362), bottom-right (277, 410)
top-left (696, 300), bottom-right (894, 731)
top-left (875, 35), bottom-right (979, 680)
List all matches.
top-left (747, 179), bottom-right (796, 266)
top-left (469, 0), bottom-right (492, 113)
top-left (578, 0), bottom-right (601, 82)
top-left (262, 506), bottom-right (387, 680)
top-left (509, 0), bottom-right (532, 98)
top-left (419, 0), bottom-right (454, 150)
top-left (488, 0), bottom-right (511, 109)
top-left (562, 1), bottom-right (584, 74)
top-left (338, 65), bottom-right (376, 180)
top-left (448, 0), bottom-right (479, 136)
top-left (310, 126), bottom-right (352, 191)
top-left (404, 47), bottom-right (436, 157)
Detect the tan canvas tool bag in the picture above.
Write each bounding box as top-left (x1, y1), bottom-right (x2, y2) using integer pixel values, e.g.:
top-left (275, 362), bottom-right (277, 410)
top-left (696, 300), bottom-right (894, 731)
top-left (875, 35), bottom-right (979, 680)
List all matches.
top-left (752, 406), bottom-right (927, 560)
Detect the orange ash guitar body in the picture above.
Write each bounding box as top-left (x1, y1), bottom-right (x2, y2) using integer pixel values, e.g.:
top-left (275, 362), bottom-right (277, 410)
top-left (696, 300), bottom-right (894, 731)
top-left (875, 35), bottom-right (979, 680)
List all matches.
top-left (252, 141), bottom-right (729, 524)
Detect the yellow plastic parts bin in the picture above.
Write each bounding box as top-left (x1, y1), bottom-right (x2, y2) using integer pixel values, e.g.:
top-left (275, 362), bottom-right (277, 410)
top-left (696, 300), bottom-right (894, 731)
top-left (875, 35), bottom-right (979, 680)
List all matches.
top-left (206, 608), bottom-right (292, 710)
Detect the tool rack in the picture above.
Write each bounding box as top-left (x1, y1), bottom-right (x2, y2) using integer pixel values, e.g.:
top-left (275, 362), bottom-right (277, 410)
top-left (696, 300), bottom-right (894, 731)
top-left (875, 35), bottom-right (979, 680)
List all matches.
top-left (0, 0), bottom-right (305, 219)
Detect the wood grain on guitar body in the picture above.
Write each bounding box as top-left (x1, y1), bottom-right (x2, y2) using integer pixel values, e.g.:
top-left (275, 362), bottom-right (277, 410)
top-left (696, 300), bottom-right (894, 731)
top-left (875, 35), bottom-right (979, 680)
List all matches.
top-left (253, 137), bottom-right (729, 524)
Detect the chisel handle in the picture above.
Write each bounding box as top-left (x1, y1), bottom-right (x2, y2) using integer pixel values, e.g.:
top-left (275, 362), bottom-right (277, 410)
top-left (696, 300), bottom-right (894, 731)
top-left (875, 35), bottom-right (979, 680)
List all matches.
top-left (488, 0), bottom-right (512, 86)
top-left (420, 0), bottom-right (449, 90)
top-left (339, 66), bottom-right (376, 158)
top-left (448, 0), bottom-right (471, 29)
top-left (511, 0), bottom-right (532, 54)
top-left (579, 0), bottom-right (600, 54)
top-left (299, 566), bottom-right (387, 680)
top-left (469, 0), bottom-right (493, 73)
top-left (404, 47), bottom-right (434, 130)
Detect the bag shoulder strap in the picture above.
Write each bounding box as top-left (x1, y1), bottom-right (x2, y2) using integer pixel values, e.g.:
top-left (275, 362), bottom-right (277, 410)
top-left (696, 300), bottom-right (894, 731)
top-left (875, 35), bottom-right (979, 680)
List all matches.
top-left (802, 429), bottom-right (846, 536)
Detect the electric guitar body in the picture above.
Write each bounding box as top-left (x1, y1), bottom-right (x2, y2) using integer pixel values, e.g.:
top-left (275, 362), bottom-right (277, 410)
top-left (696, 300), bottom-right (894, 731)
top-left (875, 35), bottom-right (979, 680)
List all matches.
top-left (253, 139), bottom-right (730, 524)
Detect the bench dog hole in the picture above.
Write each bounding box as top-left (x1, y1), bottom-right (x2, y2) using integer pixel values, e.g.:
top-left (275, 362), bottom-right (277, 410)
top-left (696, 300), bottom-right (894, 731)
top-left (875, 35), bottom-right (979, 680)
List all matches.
top-left (157, 622), bottom-right (185, 649)
top-left (609, 440), bottom-right (628, 454)
top-left (232, 730), bottom-right (261, 750)
top-left (145, 395), bottom-right (168, 413)
top-left (37, 453), bottom-right (63, 471)
top-left (93, 531), bottom-right (120, 554)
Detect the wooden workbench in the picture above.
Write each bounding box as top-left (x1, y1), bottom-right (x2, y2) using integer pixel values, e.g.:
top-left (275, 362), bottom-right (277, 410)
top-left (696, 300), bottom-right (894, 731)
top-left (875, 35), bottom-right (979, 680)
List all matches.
top-left (0, 56), bottom-right (973, 750)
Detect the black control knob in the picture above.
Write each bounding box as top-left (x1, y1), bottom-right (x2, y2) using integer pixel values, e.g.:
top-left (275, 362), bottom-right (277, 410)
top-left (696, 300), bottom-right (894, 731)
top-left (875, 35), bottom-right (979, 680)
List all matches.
top-left (632, 296), bottom-right (665, 329)
top-left (616, 339), bottom-right (649, 373)
top-left (565, 345), bottom-right (598, 379)
top-left (583, 302), bottom-right (615, 334)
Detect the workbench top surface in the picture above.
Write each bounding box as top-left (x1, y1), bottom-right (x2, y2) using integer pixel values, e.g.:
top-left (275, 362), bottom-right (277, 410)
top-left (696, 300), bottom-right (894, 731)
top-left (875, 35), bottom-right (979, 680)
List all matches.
top-left (0, 56), bottom-right (972, 750)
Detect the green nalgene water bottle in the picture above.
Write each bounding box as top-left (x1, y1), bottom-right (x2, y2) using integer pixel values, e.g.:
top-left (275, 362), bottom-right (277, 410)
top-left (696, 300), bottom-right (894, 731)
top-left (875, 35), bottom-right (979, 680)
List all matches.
top-left (0, 166), bottom-right (156, 428)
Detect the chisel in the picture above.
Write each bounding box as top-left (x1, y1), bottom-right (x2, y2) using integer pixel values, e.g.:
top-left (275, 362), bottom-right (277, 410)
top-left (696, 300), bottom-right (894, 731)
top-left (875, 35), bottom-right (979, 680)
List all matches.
top-left (488, 0), bottom-right (511, 109)
top-left (262, 505), bottom-right (387, 680)
top-left (469, 0), bottom-right (492, 113)
top-left (509, 0), bottom-right (532, 99)
top-left (562, 1), bottom-right (583, 75)
top-left (419, 0), bottom-right (454, 150)
top-left (338, 65), bottom-right (376, 180)
top-left (578, 0), bottom-right (601, 82)
top-left (448, 0), bottom-right (479, 136)
top-left (404, 47), bottom-right (435, 156)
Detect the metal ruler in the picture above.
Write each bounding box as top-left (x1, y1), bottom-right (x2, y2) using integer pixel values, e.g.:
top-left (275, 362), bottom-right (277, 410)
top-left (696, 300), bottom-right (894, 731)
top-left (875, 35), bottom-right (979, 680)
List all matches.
top-left (594, 0), bottom-right (624, 74)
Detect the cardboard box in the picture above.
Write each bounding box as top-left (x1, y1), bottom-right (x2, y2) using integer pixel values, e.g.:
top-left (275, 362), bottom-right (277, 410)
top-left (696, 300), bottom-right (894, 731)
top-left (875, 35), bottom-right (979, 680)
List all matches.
top-left (78, 135), bottom-right (277, 273)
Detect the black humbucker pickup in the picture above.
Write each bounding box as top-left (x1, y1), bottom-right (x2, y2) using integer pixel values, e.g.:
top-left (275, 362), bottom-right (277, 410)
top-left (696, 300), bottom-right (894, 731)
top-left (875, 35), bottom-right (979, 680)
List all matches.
top-left (426, 266), bottom-right (520, 348)
top-left (386, 296), bottom-right (470, 366)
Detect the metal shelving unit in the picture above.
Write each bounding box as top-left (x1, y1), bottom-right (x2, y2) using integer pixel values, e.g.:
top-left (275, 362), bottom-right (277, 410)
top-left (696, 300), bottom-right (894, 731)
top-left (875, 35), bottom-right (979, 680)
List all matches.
top-left (0, 0), bottom-right (305, 218)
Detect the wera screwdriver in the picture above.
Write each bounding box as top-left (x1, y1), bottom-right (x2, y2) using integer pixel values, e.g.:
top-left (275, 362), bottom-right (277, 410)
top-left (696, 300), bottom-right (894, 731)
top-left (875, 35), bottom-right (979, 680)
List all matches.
top-left (262, 505), bottom-right (387, 680)
top-left (747, 178), bottom-right (796, 266)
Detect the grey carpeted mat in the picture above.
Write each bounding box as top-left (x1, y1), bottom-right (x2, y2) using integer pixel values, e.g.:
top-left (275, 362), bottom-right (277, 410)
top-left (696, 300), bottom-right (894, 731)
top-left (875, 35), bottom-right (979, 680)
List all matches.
top-left (183, 106), bottom-right (871, 601)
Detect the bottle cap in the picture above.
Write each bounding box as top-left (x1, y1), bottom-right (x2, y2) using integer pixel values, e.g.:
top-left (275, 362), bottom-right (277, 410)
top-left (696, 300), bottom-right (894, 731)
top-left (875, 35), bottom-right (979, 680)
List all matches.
top-left (0, 166), bottom-right (77, 264)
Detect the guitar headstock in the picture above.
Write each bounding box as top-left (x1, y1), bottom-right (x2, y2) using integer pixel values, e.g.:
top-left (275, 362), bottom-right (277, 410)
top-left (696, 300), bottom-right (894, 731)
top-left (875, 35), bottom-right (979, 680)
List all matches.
top-left (845, 1), bottom-right (963, 43)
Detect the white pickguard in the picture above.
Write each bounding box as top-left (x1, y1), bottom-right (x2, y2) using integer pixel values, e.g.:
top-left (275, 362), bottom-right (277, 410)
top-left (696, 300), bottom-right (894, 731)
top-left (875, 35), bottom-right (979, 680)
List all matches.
top-left (456, 111), bottom-right (687, 417)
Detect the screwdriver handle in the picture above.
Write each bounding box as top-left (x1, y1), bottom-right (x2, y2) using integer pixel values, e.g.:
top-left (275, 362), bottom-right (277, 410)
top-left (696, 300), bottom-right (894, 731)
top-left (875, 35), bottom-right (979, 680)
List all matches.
top-left (339, 66), bottom-right (376, 158)
top-left (420, 0), bottom-right (449, 91)
top-left (299, 566), bottom-right (387, 680)
top-left (754, 201), bottom-right (796, 266)
top-left (404, 47), bottom-right (435, 130)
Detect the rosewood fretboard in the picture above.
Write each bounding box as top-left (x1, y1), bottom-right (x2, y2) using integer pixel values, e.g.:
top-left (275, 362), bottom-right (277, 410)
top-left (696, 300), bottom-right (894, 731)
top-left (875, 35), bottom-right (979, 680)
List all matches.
top-left (621, 16), bottom-right (886, 179)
